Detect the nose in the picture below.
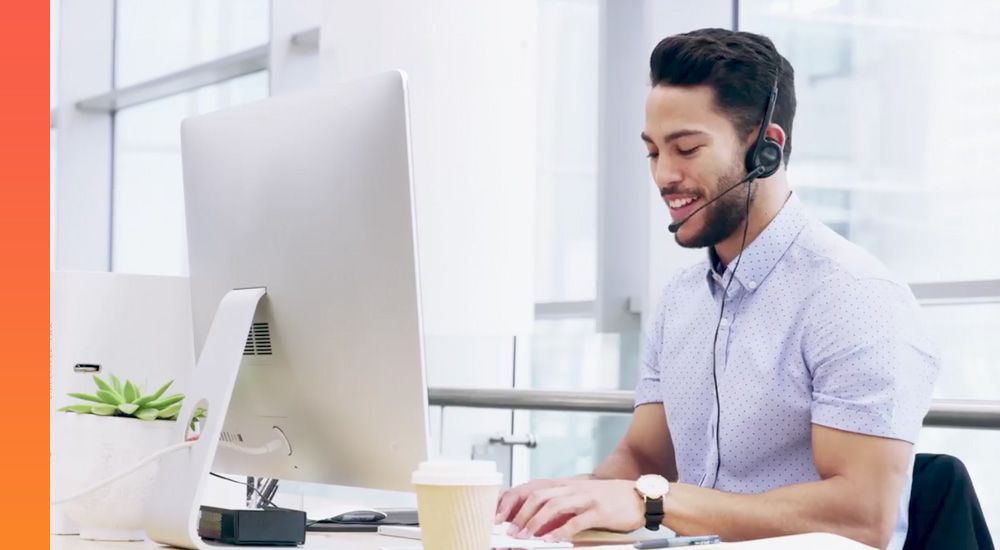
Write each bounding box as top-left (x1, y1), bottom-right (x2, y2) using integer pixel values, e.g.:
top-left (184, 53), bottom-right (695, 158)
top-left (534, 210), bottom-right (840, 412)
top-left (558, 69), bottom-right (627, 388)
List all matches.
top-left (651, 156), bottom-right (682, 193)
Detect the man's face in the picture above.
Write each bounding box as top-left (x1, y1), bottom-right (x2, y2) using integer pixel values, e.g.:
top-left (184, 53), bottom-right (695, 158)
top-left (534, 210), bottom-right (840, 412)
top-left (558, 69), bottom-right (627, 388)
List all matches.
top-left (642, 85), bottom-right (751, 248)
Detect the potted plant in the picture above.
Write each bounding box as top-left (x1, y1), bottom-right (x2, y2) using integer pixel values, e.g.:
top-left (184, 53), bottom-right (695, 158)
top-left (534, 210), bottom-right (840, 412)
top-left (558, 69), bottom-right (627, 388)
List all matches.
top-left (54, 374), bottom-right (203, 541)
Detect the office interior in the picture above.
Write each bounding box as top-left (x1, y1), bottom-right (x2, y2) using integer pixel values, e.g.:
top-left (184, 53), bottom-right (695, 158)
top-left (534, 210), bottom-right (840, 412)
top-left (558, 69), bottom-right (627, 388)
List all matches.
top-left (49, 0), bottom-right (1000, 546)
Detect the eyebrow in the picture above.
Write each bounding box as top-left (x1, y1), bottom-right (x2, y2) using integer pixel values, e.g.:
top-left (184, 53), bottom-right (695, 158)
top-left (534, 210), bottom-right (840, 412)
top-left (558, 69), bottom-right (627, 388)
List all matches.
top-left (640, 129), bottom-right (709, 144)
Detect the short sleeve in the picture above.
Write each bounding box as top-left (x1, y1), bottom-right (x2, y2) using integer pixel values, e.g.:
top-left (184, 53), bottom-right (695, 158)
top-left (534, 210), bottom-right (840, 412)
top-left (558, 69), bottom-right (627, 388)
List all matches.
top-left (804, 276), bottom-right (940, 443)
top-left (635, 283), bottom-right (673, 408)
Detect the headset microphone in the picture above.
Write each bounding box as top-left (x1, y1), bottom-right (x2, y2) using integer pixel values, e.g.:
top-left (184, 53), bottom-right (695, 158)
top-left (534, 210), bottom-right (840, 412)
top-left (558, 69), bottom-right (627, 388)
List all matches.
top-left (666, 166), bottom-right (765, 234)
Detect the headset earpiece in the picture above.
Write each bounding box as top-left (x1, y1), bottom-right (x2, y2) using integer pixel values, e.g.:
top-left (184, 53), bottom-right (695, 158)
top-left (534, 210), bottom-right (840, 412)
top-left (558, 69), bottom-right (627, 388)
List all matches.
top-left (744, 79), bottom-right (783, 179)
top-left (747, 139), bottom-right (782, 178)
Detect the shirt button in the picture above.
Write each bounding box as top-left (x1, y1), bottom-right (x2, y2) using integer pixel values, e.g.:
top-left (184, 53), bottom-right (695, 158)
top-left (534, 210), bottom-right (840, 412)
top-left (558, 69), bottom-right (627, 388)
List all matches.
top-left (719, 317), bottom-right (730, 326)
top-left (748, 281), bottom-right (758, 290)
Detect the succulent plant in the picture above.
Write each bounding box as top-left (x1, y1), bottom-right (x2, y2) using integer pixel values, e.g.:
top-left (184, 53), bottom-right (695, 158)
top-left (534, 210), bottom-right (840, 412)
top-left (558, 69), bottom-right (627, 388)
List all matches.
top-left (58, 374), bottom-right (205, 429)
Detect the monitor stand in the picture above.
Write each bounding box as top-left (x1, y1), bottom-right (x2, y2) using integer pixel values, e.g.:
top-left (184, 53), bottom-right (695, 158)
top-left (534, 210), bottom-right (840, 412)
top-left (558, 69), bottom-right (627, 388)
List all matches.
top-left (246, 477), bottom-right (281, 509)
top-left (143, 287), bottom-right (266, 549)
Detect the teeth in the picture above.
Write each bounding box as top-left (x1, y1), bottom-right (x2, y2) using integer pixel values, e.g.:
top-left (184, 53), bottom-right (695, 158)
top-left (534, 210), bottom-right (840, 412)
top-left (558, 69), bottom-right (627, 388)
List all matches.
top-left (668, 197), bottom-right (697, 209)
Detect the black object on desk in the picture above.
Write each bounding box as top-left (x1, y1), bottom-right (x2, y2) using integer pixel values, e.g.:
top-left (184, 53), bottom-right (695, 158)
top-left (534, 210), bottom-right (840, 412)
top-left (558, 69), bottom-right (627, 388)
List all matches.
top-left (198, 505), bottom-right (306, 546)
top-left (306, 508), bottom-right (419, 533)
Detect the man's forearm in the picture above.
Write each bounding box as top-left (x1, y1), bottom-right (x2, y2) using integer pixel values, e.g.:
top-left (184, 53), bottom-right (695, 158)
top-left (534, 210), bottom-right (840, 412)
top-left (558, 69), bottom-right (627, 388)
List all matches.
top-left (664, 478), bottom-right (894, 549)
top-left (590, 445), bottom-right (643, 480)
top-left (591, 444), bottom-right (677, 481)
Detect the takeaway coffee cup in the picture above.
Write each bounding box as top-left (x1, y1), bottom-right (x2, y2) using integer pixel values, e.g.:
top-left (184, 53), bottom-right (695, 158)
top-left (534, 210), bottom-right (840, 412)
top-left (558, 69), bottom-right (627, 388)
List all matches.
top-left (411, 460), bottom-right (502, 549)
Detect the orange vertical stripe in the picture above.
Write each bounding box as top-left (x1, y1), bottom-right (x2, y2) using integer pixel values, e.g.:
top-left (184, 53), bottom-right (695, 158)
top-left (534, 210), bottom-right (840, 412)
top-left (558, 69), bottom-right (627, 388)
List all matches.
top-left (0, 1), bottom-right (50, 544)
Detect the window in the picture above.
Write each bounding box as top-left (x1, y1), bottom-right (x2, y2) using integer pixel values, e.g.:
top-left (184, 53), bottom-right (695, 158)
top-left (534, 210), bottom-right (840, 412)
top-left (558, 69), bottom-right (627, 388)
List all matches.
top-left (741, 0), bottom-right (1000, 282)
top-left (522, 0), bottom-right (622, 482)
top-left (534, 0), bottom-right (600, 304)
top-left (114, 0), bottom-right (269, 86)
top-left (109, 1), bottom-right (270, 275)
top-left (112, 72), bottom-right (268, 275)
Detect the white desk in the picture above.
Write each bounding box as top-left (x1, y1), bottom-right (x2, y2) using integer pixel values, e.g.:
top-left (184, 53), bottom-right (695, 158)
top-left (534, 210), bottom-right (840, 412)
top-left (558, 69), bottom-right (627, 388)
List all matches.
top-left (51, 532), bottom-right (876, 549)
top-left (52, 532), bottom-right (398, 550)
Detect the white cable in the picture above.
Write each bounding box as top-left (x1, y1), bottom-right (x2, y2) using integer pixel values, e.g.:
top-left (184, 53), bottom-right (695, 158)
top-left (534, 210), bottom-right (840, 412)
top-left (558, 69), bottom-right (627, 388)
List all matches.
top-left (50, 440), bottom-right (197, 506)
top-left (51, 436), bottom-right (287, 506)
top-left (218, 438), bottom-right (286, 456)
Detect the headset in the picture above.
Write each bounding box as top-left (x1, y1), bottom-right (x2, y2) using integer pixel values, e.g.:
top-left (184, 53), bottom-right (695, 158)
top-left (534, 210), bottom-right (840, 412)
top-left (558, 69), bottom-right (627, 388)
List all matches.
top-left (705, 77), bottom-right (782, 489)
top-left (745, 79), bottom-right (783, 179)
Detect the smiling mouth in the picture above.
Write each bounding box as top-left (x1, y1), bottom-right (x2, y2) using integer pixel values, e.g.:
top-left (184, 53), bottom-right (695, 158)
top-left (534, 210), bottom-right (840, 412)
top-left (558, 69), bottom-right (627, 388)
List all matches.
top-left (666, 196), bottom-right (697, 209)
top-left (663, 194), bottom-right (703, 222)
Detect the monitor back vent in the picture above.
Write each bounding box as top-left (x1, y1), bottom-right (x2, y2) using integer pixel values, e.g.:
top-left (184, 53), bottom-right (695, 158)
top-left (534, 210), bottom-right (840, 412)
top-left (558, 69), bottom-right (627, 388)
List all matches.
top-left (243, 322), bottom-right (273, 356)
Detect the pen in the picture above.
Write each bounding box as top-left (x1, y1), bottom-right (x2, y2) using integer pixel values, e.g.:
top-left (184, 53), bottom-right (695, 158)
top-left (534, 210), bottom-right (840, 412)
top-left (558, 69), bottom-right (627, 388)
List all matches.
top-left (633, 535), bottom-right (721, 548)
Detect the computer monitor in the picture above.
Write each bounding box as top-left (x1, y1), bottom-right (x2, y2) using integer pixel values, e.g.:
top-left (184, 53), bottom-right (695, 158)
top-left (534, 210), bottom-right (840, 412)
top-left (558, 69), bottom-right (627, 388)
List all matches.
top-left (181, 70), bottom-right (429, 492)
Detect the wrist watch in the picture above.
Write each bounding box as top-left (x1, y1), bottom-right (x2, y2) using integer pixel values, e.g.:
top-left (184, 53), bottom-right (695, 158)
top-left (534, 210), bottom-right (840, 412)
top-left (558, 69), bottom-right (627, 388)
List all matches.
top-left (634, 474), bottom-right (670, 530)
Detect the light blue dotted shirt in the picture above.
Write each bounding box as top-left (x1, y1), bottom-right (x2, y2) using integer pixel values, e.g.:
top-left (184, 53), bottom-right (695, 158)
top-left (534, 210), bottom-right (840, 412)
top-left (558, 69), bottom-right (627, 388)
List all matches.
top-left (636, 194), bottom-right (940, 550)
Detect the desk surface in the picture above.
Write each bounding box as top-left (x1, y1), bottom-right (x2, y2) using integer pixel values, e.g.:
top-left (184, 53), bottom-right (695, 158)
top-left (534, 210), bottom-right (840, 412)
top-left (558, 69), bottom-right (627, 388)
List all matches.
top-left (51, 532), bottom-right (875, 549)
top-left (52, 532), bottom-right (399, 550)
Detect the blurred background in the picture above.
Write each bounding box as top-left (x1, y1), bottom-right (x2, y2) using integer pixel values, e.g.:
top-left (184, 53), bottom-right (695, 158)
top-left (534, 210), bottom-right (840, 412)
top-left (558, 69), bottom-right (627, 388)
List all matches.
top-left (50, 0), bottom-right (999, 532)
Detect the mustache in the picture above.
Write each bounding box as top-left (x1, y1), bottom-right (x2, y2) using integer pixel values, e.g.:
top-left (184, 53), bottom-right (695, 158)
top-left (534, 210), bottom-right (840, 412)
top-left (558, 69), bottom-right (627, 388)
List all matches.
top-left (659, 187), bottom-right (701, 197)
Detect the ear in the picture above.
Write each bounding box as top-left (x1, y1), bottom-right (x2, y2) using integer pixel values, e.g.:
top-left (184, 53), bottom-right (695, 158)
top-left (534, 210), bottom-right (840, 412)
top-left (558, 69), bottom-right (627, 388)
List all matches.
top-left (764, 123), bottom-right (786, 148)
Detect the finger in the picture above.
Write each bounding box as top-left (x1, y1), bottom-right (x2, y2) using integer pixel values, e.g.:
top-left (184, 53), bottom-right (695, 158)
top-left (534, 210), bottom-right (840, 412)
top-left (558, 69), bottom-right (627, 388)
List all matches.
top-left (541, 509), bottom-right (600, 543)
top-left (523, 494), bottom-right (591, 537)
top-left (508, 486), bottom-right (571, 534)
top-left (495, 489), bottom-right (525, 524)
top-left (507, 495), bottom-right (529, 525)
top-left (496, 483), bottom-right (538, 520)
top-left (533, 512), bottom-right (576, 538)
top-left (496, 489), bottom-right (508, 511)
top-left (495, 490), bottom-right (512, 522)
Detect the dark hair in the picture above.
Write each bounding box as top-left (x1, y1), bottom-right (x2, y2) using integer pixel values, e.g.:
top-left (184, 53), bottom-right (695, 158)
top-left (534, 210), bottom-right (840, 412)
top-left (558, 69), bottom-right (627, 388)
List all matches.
top-left (650, 28), bottom-right (796, 166)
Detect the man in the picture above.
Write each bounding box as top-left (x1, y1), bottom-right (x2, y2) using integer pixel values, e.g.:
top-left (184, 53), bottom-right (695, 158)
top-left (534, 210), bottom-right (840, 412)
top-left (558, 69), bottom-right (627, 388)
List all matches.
top-left (495, 29), bottom-right (939, 550)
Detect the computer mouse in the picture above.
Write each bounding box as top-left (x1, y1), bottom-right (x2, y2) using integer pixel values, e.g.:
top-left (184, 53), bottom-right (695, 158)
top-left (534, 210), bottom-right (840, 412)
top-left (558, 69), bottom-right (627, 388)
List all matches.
top-left (307, 503), bottom-right (387, 523)
top-left (330, 509), bottom-right (388, 523)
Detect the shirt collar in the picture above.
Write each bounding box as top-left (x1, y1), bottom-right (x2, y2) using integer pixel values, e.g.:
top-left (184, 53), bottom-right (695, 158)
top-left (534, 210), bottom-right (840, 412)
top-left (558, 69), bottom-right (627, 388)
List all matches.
top-left (705, 192), bottom-right (809, 294)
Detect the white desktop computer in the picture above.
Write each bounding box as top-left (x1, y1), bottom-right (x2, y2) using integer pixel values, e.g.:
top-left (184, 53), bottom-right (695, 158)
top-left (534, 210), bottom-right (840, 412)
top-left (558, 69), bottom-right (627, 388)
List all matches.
top-left (144, 70), bottom-right (431, 549)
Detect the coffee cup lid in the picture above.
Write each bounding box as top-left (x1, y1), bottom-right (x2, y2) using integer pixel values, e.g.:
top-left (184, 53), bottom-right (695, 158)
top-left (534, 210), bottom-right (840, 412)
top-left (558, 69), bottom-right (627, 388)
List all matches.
top-left (411, 460), bottom-right (502, 486)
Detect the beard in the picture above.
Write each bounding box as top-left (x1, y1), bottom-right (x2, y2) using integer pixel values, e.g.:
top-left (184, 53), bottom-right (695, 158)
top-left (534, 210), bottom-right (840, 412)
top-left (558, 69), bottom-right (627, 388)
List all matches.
top-left (674, 160), bottom-right (754, 249)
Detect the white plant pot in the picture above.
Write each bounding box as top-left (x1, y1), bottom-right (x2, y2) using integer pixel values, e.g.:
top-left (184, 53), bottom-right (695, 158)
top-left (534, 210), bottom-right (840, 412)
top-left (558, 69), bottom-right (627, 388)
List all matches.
top-left (54, 413), bottom-right (179, 541)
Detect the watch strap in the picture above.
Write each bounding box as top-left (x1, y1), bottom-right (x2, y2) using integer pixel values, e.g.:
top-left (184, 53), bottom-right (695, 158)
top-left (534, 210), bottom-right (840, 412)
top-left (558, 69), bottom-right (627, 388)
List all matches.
top-left (644, 497), bottom-right (664, 530)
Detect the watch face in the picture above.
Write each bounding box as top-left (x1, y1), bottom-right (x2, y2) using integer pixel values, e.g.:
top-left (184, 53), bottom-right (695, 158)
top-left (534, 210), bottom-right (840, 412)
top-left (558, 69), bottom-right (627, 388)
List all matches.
top-left (636, 474), bottom-right (670, 498)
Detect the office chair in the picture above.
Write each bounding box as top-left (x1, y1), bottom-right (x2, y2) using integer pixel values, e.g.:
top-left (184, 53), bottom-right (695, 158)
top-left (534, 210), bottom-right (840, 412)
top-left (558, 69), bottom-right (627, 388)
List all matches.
top-left (904, 453), bottom-right (994, 550)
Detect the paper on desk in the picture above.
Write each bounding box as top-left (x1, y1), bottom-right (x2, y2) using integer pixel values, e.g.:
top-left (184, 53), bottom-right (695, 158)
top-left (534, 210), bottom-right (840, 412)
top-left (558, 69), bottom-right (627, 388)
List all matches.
top-left (492, 525), bottom-right (573, 548)
top-left (492, 523), bottom-right (668, 548)
top-left (379, 524), bottom-right (572, 548)
top-left (374, 539), bottom-right (567, 550)
top-left (378, 523), bottom-right (666, 549)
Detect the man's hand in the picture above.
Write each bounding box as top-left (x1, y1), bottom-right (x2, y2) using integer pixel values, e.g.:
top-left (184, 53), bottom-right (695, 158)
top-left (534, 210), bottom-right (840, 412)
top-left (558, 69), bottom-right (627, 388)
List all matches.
top-left (495, 478), bottom-right (567, 525)
top-left (494, 404), bottom-right (675, 540)
top-left (504, 479), bottom-right (645, 542)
